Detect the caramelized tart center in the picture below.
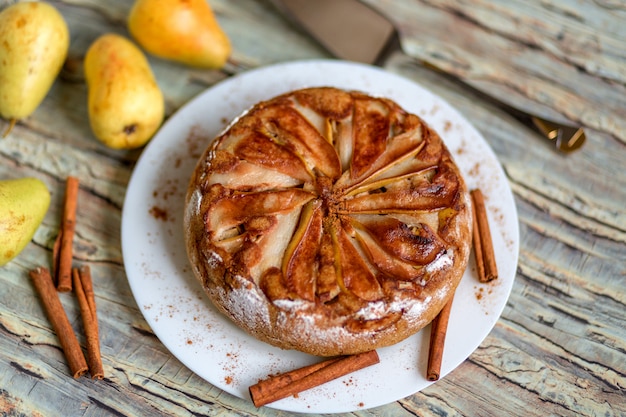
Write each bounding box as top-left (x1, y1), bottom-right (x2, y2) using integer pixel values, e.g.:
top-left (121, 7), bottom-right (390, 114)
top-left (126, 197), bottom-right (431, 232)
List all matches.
top-left (196, 88), bottom-right (465, 327)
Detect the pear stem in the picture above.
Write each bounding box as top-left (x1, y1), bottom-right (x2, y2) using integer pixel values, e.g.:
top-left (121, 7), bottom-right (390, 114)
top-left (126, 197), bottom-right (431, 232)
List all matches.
top-left (2, 119), bottom-right (17, 138)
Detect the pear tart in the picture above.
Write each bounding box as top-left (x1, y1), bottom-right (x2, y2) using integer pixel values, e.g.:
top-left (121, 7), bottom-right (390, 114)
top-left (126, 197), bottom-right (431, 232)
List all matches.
top-left (184, 87), bottom-right (472, 356)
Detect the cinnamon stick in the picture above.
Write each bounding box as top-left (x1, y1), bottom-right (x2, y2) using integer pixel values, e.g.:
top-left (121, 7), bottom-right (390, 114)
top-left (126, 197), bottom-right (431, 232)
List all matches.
top-left (470, 189), bottom-right (498, 282)
top-left (251, 356), bottom-right (343, 402)
top-left (29, 267), bottom-right (88, 378)
top-left (52, 232), bottom-right (61, 286)
top-left (55, 176), bottom-right (79, 292)
top-left (426, 295), bottom-right (454, 381)
top-left (249, 350), bottom-right (379, 407)
top-left (73, 266), bottom-right (104, 379)
top-left (78, 265), bottom-right (96, 317)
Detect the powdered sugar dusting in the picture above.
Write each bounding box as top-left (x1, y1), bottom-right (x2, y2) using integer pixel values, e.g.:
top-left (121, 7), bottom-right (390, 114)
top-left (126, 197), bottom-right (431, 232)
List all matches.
top-left (402, 296), bottom-right (432, 322)
top-left (426, 250), bottom-right (454, 273)
top-left (204, 249), bottom-right (223, 270)
top-left (218, 274), bottom-right (271, 328)
top-left (355, 301), bottom-right (387, 320)
top-left (209, 260), bottom-right (451, 350)
top-left (273, 298), bottom-right (311, 311)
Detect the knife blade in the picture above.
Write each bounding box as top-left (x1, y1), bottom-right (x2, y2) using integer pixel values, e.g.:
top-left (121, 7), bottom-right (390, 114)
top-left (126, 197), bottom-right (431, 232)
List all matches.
top-left (271, 0), bottom-right (586, 153)
top-left (270, 0), bottom-right (395, 64)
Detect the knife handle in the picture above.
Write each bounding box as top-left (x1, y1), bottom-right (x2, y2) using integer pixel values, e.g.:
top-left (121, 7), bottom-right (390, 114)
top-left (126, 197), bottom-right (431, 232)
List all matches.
top-left (378, 33), bottom-right (586, 153)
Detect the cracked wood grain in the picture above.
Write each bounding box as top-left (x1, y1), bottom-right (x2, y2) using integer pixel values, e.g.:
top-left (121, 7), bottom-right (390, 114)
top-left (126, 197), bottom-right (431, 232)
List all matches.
top-left (0, 0), bottom-right (624, 416)
top-left (364, 0), bottom-right (626, 143)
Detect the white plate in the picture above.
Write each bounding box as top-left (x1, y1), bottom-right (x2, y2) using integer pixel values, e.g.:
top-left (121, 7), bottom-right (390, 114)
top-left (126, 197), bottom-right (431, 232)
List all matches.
top-left (122, 60), bottom-right (519, 414)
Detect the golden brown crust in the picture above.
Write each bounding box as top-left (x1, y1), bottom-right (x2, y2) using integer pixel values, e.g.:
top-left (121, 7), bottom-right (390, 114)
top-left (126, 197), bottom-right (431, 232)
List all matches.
top-left (185, 87), bottom-right (472, 356)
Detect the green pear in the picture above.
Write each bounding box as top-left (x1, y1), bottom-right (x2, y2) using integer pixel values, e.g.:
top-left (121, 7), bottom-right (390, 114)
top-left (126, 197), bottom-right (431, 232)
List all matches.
top-left (84, 33), bottom-right (164, 149)
top-left (0, 2), bottom-right (69, 134)
top-left (0, 178), bottom-right (51, 266)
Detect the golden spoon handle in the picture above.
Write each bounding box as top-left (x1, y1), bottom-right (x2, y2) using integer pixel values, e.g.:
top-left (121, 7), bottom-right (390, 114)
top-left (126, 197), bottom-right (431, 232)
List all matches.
top-left (530, 117), bottom-right (586, 153)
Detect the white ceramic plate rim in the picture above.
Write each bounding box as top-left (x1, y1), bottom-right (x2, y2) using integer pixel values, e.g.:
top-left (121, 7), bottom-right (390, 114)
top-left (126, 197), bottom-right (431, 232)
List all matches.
top-left (122, 59), bottom-right (519, 414)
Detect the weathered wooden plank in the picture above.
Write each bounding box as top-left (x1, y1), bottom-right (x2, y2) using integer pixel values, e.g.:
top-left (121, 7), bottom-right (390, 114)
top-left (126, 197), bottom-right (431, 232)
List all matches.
top-left (0, 0), bottom-right (624, 416)
top-left (364, 0), bottom-right (626, 142)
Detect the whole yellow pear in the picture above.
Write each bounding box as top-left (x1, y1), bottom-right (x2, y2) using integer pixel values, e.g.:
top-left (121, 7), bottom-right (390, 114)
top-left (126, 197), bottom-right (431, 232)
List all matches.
top-left (0, 177), bottom-right (51, 266)
top-left (128, 0), bottom-right (231, 69)
top-left (84, 34), bottom-right (164, 149)
top-left (0, 2), bottom-right (69, 128)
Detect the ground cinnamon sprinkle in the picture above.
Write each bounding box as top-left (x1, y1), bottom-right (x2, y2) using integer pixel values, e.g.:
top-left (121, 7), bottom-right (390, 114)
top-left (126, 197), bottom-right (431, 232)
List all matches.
top-left (475, 287), bottom-right (484, 300)
top-left (185, 125), bottom-right (206, 159)
top-left (149, 205), bottom-right (168, 221)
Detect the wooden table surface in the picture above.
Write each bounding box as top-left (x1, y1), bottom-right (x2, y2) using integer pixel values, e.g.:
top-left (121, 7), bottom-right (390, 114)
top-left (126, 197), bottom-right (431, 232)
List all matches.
top-left (1, 0), bottom-right (624, 416)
